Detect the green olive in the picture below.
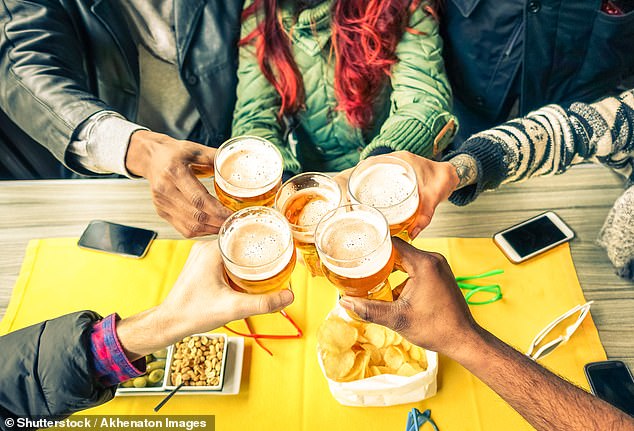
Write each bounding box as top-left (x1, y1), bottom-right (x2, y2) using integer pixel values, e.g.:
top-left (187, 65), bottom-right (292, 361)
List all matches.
top-left (120, 379), bottom-right (134, 388)
top-left (133, 377), bottom-right (147, 388)
top-left (148, 369), bottom-right (165, 385)
top-left (153, 349), bottom-right (168, 359)
top-left (145, 354), bottom-right (155, 363)
top-left (146, 360), bottom-right (166, 372)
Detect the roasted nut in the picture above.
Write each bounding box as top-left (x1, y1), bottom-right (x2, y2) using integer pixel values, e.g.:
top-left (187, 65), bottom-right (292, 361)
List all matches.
top-left (169, 335), bottom-right (225, 387)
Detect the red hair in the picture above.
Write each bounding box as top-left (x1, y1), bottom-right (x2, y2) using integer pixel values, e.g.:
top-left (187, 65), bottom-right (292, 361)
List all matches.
top-left (242, 0), bottom-right (438, 129)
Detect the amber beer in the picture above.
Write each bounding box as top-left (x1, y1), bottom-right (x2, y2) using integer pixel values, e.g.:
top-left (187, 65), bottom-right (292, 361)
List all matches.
top-left (213, 136), bottom-right (283, 211)
top-left (218, 207), bottom-right (296, 294)
top-left (315, 204), bottom-right (395, 317)
top-left (275, 173), bottom-right (342, 276)
top-left (348, 155), bottom-right (419, 240)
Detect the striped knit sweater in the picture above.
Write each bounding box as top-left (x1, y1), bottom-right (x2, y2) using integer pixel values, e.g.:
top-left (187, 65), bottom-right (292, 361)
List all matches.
top-left (447, 88), bottom-right (634, 205)
top-left (446, 88), bottom-right (634, 279)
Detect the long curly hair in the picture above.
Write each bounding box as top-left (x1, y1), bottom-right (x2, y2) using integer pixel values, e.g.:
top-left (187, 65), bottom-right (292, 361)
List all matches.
top-left (241, 0), bottom-right (439, 129)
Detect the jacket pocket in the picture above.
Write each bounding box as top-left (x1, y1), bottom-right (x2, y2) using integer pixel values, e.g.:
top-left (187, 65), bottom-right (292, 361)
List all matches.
top-left (448, 0), bottom-right (483, 17)
top-left (576, 9), bottom-right (634, 85)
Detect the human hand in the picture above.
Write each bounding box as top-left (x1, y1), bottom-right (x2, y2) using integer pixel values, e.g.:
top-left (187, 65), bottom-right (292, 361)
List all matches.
top-left (117, 241), bottom-right (294, 359)
top-left (388, 151), bottom-right (459, 238)
top-left (333, 152), bottom-right (459, 239)
top-left (125, 130), bottom-right (232, 238)
top-left (339, 238), bottom-right (478, 358)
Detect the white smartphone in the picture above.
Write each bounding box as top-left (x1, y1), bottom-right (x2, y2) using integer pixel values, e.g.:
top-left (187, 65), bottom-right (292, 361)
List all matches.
top-left (493, 211), bottom-right (574, 263)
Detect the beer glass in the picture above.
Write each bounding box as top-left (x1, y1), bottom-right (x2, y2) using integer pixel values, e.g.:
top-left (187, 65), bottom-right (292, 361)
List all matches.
top-left (348, 155), bottom-right (419, 241)
top-left (315, 204), bottom-right (394, 318)
top-left (213, 136), bottom-right (284, 211)
top-left (275, 173), bottom-right (343, 276)
top-left (218, 206), bottom-right (296, 294)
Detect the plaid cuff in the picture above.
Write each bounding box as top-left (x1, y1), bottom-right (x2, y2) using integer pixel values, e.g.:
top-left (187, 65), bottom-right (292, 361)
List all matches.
top-left (90, 313), bottom-right (146, 387)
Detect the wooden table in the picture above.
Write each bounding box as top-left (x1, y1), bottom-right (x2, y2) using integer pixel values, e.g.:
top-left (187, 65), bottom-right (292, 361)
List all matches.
top-left (1, 165), bottom-right (632, 370)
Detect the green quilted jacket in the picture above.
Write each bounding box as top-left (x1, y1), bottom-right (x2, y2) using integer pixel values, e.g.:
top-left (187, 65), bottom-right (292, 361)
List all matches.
top-left (232, 0), bottom-right (457, 173)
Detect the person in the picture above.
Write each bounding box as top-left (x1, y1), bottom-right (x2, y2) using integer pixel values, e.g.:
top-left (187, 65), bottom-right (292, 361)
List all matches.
top-left (0, 241), bottom-right (294, 426)
top-left (441, 0), bottom-right (634, 146)
top-left (377, 88), bottom-right (634, 279)
top-left (340, 238), bottom-right (634, 431)
top-left (0, 1), bottom-right (242, 238)
top-left (231, 0), bottom-right (457, 174)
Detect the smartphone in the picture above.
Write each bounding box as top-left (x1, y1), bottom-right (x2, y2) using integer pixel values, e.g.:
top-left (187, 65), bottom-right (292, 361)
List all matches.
top-left (493, 211), bottom-right (574, 263)
top-left (585, 360), bottom-right (634, 416)
top-left (78, 220), bottom-right (157, 258)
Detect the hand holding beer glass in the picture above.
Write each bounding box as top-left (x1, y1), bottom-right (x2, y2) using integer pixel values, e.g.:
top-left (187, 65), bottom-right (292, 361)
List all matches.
top-left (348, 155), bottom-right (420, 241)
top-left (315, 204), bottom-right (395, 320)
top-left (275, 173), bottom-right (343, 276)
top-left (214, 136), bottom-right (284, 211)
top-left (218, 206), bottom-right (296, 294)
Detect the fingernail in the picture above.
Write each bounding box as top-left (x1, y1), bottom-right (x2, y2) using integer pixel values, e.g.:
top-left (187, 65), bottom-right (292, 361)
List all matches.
top-left (339, 297), bottom-right (354, 311)
top-left (280, 289), bottom-right (294, 305)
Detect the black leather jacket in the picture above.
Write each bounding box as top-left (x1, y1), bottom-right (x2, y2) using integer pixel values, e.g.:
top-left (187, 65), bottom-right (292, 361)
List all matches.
top-left (0, 312), bottom-right (111, 430)
top-left (443, 0), bottom-right (634, 142)
top-left (0, 0), bottom-right (243, 172)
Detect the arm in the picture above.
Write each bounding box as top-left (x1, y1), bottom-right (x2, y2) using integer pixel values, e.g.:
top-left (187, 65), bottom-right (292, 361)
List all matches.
top-left (340, 239), bottom-right (634, 431)
top-left (360, 3), bottom-right (456, 159)
top-left (0, 242), bottom-right (293, 425)
top-left (0, 0), bottom-right (108, 164)
top-left (445, 88), bottom-right (634, 206)
top-left (230, 3), bottom-right (301, 174)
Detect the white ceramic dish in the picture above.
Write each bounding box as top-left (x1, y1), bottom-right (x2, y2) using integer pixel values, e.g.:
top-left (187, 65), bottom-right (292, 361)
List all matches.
top-left (115, 337), bottom-right (244, 396)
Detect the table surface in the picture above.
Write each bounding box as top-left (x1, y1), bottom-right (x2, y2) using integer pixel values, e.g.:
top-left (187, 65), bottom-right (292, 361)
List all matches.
top-left (1, 165), bottom-right (633, 370)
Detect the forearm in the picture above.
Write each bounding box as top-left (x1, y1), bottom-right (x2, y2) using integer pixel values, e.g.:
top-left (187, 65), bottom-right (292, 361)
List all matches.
top-left (455, 327), bottom-right (634, 431)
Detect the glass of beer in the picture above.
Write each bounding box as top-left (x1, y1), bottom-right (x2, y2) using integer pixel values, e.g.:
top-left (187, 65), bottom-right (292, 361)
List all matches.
top-left (275, 173), bottom-right (343, 277)
top-left (218, 206), bottom-right (296, 294)
top-left (213, 136), bottom-right (284, 211)
top-left (348, 155), bottom-right (419, 241)
top-left (315, 204), bottom-right (394, 319)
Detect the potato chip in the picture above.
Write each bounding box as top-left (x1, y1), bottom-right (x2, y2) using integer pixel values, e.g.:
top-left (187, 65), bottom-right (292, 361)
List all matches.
top-left (361, 343), bottom-right (382, 365)
top-left (384, 346), bottom-right (405, 370)
top-left (364, 324), bottom-right (386, 348)
top-left (408, 345), bottom-right (422, 361)
top-left (357, 334), bottom-right (369, 344)
top-left (317, 316), bottom-right (358, 353)
top-left (369, 365), bottom-right (382, 377)
top-left (384, 328), bottom-right (396, 346)
top-left (377, 365), bottom-right (394, 374)
top-left (322, 350), bottom-right (355, 380)
top-left (396, 362), bottom-right (419, 377)
top-left (400, 339), bottom-right (413, 352)
top-left (341, 351), bottom-right (371, 382)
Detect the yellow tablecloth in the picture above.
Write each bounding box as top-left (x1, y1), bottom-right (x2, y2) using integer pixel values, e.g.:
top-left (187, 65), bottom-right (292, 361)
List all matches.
top-left (0, 237), bottom-right (606, 431)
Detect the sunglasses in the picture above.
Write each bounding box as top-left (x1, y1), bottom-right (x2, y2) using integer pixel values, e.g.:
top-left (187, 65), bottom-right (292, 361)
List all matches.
top-left (526, 301), bottom-right (594, 361)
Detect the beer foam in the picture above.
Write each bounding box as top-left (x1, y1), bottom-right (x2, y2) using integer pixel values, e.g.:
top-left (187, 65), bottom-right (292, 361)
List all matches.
top-left (222, 219), bottom-right (293, 281)
top-left (317, 212), bottom-right (392, 279)
top-left (216, 138), bottom-right (283, 198)
top-left (350, 163), bottom-right (418, 225)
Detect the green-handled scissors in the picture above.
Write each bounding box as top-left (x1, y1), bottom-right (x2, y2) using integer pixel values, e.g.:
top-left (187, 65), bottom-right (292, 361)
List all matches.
top-left (455, 269), bottom-right (504, 305)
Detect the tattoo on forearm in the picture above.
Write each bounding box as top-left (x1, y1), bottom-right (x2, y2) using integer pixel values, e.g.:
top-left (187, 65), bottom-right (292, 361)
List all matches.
top-left (449, 154), bottom-right (479, 189)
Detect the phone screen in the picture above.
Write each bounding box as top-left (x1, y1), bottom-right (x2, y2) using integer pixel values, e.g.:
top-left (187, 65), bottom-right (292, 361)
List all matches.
top-left (500, 215), bottom-right (567, 258)
top-left (78, 221), bottom-right (157, 258)
top-left (587, 362), bottom-right (634, 416)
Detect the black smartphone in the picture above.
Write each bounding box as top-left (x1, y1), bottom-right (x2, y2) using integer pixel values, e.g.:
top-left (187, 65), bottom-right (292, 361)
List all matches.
top-left (78, 220), bottom-right (157, 258)
top-left (493, 211), bottom-right (575, 263)
top-left (585, 360), bottom-right (634, 416)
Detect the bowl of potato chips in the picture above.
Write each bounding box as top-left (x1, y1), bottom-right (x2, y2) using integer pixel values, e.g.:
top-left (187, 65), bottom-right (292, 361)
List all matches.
top-left (316, 307), bottom-right (438, 406)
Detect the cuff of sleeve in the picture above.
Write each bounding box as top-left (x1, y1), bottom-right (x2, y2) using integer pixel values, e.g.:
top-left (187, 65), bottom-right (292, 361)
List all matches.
top-left (87, 116), bottom-right (148, 178)
top-left (90, 314), bottom-right (146, 387)
top-left (361, 119), bottom-right (434, 160)
top-left (443, 137), bottom-right (509, 206)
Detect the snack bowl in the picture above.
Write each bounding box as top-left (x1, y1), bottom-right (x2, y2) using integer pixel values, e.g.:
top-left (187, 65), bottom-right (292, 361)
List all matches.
top-left (165, 333), bottom-right (229, 391)
top-left (117, 349), bottom-right (170, 394)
